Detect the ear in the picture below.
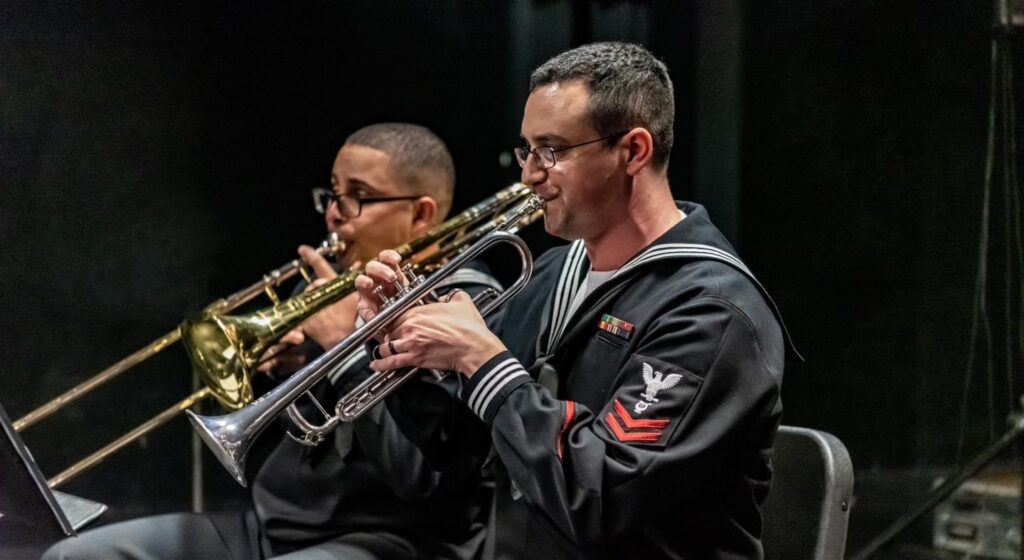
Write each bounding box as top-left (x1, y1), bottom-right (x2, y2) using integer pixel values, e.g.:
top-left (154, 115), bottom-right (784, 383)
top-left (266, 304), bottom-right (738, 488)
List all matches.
top-left (623, 128), bottom-right (655, 176)
top-left (411, 196), bottom-right (438, 236)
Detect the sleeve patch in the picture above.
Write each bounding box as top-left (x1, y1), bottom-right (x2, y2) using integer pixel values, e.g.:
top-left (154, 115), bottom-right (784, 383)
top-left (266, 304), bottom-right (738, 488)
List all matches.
top-left (603, 399), bottom-right (672, 443)
top-left (612, 399), bottom-right (669, 429)
top-left (604, 411), bottom-right (663, 443)
top-left (600, 354), bottom-right (703, 448)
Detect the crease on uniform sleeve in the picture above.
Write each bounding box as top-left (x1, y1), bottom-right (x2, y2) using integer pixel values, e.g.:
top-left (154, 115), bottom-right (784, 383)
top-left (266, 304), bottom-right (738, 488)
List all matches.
top-left (490, 383), bottom-right (596, 540)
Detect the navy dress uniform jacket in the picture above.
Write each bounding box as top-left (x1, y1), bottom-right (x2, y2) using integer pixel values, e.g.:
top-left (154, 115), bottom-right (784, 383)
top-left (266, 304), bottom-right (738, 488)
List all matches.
top-left (459, 201), bottom-right (796, 560)
top-left (252, 266), bottom-right (501, 559)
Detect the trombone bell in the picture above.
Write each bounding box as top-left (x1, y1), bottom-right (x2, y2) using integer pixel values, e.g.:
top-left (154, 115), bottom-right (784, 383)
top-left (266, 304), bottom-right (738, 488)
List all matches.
top-left (179, 316), bottom-right (254, 410)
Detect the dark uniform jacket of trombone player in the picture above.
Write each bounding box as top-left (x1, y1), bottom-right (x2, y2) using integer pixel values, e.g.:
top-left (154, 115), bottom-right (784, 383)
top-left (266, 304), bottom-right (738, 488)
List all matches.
top-left (252, 267), bottom-right (499, 559)
top-left (451, 201), bottom-right (795, 559)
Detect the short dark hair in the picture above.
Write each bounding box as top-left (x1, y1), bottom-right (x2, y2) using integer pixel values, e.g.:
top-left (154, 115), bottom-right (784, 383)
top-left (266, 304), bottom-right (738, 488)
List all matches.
top-left (345, 123), bottom-right (455, 220)
top-left (529, 42), bottom-right (674, 170)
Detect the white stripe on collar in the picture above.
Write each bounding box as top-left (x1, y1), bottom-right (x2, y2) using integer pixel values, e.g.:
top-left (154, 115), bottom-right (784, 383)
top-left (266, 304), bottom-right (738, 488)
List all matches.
top-left (545, 241), bottom-right (758, 352)
top-left (546, 240), bottom-right (588, 352)
top-left (617, 243), bottom-right (752, 278)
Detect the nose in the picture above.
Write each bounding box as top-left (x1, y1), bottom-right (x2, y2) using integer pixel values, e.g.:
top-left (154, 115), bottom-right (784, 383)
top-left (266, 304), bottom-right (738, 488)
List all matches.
top-left (325, 199), bottom-right (346, 229)
top-left (520, 155), bottom-right (547, 187)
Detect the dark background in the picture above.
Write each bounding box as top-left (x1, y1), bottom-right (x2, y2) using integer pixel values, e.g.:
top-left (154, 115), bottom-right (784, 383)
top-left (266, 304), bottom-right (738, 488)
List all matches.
top-left (1, 0), bottom-right (1017, 557)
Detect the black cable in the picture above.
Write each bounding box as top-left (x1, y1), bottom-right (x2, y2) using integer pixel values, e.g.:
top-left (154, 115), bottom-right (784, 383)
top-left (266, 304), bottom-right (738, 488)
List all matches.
top-left (957, 35), bottom-right (999, 467)
top-left (855, 10), bottom-right (1023, 557)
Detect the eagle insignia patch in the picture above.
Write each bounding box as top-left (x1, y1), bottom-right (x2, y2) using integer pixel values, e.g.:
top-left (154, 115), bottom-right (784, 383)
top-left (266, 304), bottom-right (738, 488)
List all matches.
top-left (635, 362), bottom-right (683, 414)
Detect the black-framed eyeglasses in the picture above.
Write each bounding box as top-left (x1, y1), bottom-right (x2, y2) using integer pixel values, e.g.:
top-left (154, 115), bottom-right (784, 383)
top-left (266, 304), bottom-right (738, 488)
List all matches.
top-left (513, 130), bottom-right (629, 169)
top-left (311, 188), bottom-right (420, 218)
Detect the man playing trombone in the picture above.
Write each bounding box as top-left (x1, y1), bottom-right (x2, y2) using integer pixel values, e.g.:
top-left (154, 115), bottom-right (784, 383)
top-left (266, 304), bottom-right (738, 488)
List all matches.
top-left (354, 43), bottom-right (796, 559)
top-left (45, 123), bottom-right (496, 560)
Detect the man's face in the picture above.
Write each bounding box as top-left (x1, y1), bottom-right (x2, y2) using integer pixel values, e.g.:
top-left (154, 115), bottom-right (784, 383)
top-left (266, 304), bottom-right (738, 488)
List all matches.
top-left (327, 144), bottom-right (420, 269)
top-left (520, 80), bottom-right (626, 242)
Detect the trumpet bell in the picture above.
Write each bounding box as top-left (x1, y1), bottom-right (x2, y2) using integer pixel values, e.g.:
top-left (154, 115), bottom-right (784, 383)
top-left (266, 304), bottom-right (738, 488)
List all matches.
top-left (186, 409), bottom-right (252, 486)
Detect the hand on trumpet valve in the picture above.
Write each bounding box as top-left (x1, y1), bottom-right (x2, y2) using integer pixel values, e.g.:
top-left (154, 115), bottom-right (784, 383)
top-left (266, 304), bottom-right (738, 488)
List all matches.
top-left (356, 251), bottom-right (508, 377)
top-left (354, 250), bottom-right (407, 324)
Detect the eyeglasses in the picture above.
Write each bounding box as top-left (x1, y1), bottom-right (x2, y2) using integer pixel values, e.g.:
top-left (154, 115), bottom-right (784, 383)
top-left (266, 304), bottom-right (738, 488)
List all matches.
top-left (513, 131), bottom-right (629, 169)
top-left (311, 188), bottom-right (420, 218)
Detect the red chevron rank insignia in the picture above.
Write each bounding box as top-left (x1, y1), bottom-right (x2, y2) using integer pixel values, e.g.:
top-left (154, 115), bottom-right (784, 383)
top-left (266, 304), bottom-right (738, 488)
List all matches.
top-left (605, 399), bottom-right (670, 443)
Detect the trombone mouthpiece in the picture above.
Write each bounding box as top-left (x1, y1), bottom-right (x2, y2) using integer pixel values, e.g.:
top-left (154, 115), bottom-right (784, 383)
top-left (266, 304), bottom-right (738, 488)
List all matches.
top-left (321, 233), bottom-right (346, 256)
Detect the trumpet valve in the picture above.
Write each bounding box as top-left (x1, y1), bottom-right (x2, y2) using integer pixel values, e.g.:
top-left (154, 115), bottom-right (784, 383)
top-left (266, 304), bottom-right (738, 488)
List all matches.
top-left (373, 285), bottom-right (393, 307)
top-left (388, 276), bottom-right (406, 294)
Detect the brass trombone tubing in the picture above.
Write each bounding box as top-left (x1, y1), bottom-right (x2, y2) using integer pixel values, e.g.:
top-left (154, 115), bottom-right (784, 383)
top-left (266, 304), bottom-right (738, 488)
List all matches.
top-left (47, 387), bottom-right (211, 489)
top-left (14, 330), bottom-right (182, 432)
top-left (47, 328), bottom-right (319, 488)
top-left (13, 234), bottom-right (342, 433)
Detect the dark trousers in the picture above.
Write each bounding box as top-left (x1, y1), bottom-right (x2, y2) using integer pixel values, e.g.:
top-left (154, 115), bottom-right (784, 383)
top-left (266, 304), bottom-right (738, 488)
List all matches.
top-left (41, 511), bottom-right (418, 560)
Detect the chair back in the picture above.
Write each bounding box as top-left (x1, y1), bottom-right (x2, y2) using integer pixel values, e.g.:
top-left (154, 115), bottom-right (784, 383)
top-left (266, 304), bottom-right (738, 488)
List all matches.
top-left (762, 425), bottom-right (854, 560)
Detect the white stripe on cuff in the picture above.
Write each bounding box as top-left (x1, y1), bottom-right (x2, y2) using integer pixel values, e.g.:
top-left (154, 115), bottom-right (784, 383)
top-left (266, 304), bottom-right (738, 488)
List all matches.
top-left (475, 366), bottom-right (529, 417)
top-left (468, 358), bottom-right (519, 411)
top-left (468, 358), bottom-right (528, 416)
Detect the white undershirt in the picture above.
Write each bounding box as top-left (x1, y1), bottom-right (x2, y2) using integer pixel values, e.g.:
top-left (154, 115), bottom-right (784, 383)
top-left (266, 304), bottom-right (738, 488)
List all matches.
top-left (565, 267), bottom-right (617, 320)
top-left (563, 209), bottom-right (687, 321)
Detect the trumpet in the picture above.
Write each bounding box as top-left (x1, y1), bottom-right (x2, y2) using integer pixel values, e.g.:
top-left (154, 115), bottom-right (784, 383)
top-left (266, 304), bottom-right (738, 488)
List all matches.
top-left (14, 234), bottom-right (345, 488)
top-left (188, 193), bottom-right (544, 486)
top-left (179, 183), bottom-right (535, 412)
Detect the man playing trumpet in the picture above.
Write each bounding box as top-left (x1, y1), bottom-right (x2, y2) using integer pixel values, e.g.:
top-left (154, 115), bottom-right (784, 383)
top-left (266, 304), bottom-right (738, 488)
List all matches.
top-left (354, 43), bottom-right (796, 559)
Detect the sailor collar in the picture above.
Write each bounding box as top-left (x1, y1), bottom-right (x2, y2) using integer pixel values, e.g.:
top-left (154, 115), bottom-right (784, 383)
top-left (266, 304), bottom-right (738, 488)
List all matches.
top-left (543, 201), bottom-right (799, 360)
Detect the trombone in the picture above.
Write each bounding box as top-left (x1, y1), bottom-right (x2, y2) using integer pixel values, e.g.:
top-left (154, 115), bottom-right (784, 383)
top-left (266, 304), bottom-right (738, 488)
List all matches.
top-left (14, 234), bottom-right (345, 488)
top-left (178, 183), bottom-right (537, 415)
top-left (188, 192), bottom-right (545, 486)
top-left (21, 183), bottom-right (533, 488)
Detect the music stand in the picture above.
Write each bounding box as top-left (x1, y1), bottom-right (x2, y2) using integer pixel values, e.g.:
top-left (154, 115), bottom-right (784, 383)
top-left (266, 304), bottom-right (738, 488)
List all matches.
top-left (0, 402), bottom-right (106, 559)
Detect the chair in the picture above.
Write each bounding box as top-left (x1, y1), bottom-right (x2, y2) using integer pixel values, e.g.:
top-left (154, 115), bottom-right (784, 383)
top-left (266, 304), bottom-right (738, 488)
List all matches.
top-left (762, 426), bottom-right (855, 560)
